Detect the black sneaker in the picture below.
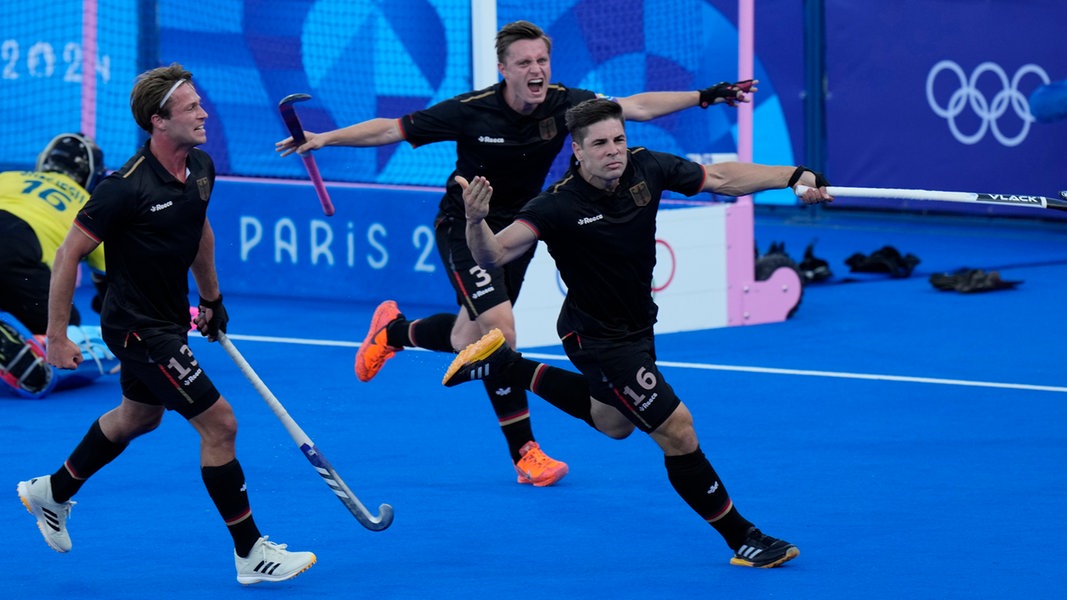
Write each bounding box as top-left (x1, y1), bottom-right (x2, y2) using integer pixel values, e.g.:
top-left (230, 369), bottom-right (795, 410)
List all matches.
top-left (441, 328), bottom-right (519, 387)
top-left (729, 527), bottom-right (799, 568)
top-left (0, 320), bottom-right (52, 394)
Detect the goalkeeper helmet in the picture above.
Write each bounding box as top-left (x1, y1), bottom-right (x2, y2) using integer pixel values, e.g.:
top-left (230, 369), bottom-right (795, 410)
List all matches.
top-left (36, 132), bottom-right (107, 192)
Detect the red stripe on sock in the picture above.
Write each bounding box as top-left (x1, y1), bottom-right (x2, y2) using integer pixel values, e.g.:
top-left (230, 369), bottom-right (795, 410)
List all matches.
top-left (706, 499), bottom-right (734, 524)
top-left (498, 410), bottom-right (530, 427)
top-left (529, 363), bottom-right (548, 394)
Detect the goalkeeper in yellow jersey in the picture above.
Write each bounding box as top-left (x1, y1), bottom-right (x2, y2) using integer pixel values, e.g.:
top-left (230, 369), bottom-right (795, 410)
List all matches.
top-left (0, 133), bottom-right (116, 398)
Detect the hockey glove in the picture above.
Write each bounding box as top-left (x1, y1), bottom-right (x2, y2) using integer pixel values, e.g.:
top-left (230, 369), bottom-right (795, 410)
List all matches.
top-left (787, 165), bottom-right (830, 189)
top-left (198, 294), bottom-right (229, 341)
top-left (699, 79), bottom-right (756, 108)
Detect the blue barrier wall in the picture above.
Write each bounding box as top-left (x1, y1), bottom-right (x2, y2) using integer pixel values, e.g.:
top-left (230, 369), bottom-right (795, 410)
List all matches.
top-left (210, 177), bottom-right (453, 304)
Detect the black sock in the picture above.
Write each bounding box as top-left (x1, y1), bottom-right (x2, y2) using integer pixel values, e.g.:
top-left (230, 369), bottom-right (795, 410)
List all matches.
top-left (387, 312), bottom-right (456, 352)
top-left (664, 447), bottom-right (753, 550)
top-left (51, 419), bottom-right (128, 503)
top-left (202, 459), bottom-right (261, 556)
top-left (483, 375), bottom-right (535, 463)
top-left (510, 358), bottom-right (595, 427)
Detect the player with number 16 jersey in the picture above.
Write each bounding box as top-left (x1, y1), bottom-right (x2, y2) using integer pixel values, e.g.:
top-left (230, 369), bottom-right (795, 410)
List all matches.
top-left (518, 149), bottom-right (705, 340)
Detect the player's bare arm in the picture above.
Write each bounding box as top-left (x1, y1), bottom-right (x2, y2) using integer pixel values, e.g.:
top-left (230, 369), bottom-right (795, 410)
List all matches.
top-left (456, 175), bottom-right (537, 268)
top-left (703, 162), bottom-right (833, 203)
top-left (191, 218), bottom-right (227, 341)
top-left (46, 227), bottom-right (99, 369)
top-left (191, 218), bottom-right (221, 302)
top-left (275, 117), bottom-right (403, 156)
top-left (617, 80), bottom-right (758, 121)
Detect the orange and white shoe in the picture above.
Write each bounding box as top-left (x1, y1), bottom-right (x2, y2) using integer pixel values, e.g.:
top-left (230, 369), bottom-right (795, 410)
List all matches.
top-left (441, 328), bottom-right (519, 387)
top-left (514, 441), bottom-right (569, 487)
top-left (354, 301), bottom-right (403, 382)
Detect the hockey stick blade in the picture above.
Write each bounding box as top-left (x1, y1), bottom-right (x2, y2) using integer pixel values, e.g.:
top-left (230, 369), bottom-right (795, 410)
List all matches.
top-left (278, 93), bottom-right (312, 144)
top-left (298, 441), bottom-right (395, 531)
top-left (796, 185), bottom-right (1067, 212)
top-left (218, 333), bottom-right (394, 531)
top-left (278, 93), bottom-right (335, 216)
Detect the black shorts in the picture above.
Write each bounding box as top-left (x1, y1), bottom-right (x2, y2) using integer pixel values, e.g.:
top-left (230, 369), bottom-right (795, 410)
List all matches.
top-left (0, 211), bottom-right (79, 334)
top-left (562, 329), bottom-right (681, 433)
top-left (105, 327), bottom-right (221, 420)
top-left (435, 216), bottom-right (536, 320)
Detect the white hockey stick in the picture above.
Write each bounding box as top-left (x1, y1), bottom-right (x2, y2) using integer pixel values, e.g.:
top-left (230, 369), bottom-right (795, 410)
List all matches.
top-left (796, 185), bottom-right (1067, 212)
top-left (218, 333), bottom-right (394, 531)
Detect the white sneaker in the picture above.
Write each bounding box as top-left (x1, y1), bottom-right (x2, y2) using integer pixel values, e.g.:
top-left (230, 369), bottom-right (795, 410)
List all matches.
top-left (17, 476), bottom-right (75, 552)
top-left (235, 536), bottom-right (316, 585)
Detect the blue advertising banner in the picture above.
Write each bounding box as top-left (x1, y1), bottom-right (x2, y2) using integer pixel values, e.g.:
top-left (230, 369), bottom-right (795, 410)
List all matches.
top-left (824, 0), bottom-right (1067, 217)
top-left (209, 178), bottom-right (452, 304)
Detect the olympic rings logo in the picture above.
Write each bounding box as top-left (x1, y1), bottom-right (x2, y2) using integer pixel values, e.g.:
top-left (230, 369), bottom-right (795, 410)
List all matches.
top-left (926, 60), bottom-right (1050, 147)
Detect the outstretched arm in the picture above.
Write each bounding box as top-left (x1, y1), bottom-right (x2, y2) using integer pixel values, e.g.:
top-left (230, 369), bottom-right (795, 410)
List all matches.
top-left (703, 162), bottom-right (833, 204)
top-left (457, 176), bottom-right (538, 268)
top-left (617, 80), bottom-right (758, 121)
top-left (276, 117), bottom-right (404, 157)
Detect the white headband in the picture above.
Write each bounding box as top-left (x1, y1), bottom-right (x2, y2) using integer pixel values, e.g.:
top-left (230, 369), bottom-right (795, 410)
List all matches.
top-left (159, 79), bottom-right (186, 109)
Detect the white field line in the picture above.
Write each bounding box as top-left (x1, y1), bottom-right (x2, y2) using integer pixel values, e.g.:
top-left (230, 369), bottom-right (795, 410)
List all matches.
top-left (221, 334), bottom-right (1067, 394)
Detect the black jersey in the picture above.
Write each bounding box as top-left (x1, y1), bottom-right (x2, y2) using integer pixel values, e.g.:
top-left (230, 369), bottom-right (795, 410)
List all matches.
top-left (400, 82), bottom-right (598, 231)
top-left (75, 140), bottom-right (215, 335)
top-left (516, 148), bottom-right (705, 339)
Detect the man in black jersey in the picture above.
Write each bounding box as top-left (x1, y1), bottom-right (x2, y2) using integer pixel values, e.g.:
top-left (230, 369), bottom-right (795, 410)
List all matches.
top-left (17, 63), bottom-right (316, 585)
top-left (277, 20), bottom-right (755, 486)
top-left (446, 98), bottom-right (831, 568)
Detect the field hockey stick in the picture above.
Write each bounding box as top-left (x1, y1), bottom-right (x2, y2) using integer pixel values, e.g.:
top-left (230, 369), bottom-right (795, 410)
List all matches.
top-left (278, 93), bottom-right (336, 216)
top-left (796, 185), bottom-right (1067, 212)
top-left (218, 333), bottom-right (394, 531)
